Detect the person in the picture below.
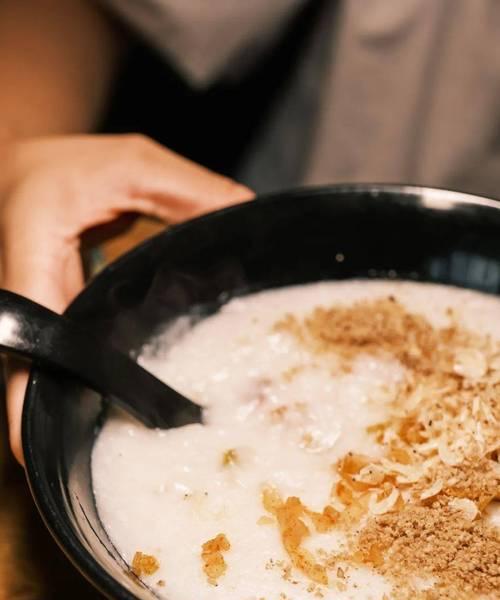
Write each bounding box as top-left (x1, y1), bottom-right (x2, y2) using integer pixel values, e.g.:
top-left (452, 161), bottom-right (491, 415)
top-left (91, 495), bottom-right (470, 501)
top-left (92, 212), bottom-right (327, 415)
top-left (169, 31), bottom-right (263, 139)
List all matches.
top-left (2, 0), bottom-right (500, 464)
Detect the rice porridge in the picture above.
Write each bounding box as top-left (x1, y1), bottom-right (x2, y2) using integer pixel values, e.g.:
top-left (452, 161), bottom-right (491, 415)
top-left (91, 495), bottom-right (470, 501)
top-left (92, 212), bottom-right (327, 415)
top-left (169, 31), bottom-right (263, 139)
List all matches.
top-left (92, 281), bottom-right (500, 599)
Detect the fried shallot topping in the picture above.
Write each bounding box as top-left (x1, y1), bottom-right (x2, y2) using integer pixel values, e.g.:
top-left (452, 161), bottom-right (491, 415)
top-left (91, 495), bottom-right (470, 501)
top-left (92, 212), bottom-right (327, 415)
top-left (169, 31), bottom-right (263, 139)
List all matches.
top-left (201, 533), bottom-right (231, 585)
top-left (131, 551), bottom-right (160, 577)
top-left (270, 295), bottom-right (500, 597)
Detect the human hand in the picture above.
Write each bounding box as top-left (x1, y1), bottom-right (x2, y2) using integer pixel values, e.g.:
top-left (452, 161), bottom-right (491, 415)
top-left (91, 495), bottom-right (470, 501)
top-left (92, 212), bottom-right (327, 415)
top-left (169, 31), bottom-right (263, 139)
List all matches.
top-left (0, 134), bottom-right (254, 463)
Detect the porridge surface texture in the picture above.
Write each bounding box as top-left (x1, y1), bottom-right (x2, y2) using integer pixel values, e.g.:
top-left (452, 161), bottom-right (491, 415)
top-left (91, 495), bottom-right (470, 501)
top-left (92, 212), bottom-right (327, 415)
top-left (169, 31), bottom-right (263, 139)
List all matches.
top-left (92, 281), bottom-right (500, 600)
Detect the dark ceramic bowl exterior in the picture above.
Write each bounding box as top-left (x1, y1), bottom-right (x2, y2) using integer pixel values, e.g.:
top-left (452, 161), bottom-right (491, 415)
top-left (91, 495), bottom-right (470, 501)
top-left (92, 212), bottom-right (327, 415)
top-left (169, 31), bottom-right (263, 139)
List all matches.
top-left (22, 184), bottom-right (500, 598)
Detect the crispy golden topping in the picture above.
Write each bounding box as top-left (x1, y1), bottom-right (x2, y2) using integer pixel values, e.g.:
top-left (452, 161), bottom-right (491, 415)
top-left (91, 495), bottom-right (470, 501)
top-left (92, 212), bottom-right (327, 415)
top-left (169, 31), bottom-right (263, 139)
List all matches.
top-left (201, 533), bottom-right (230, 585)
top-left (272, 295), bottom-right (500, 597)
top-left (221, 449), bottom-right (239, 467)
top-left (262, 487), bottom-right (340, 586)
top-left (131, 551), bottom-right (159, 577)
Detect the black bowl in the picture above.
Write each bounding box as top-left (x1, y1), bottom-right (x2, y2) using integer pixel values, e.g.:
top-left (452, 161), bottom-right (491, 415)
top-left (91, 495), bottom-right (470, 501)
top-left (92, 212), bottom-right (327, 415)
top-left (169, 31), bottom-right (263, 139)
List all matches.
top-left (22, 184), bottom-right (500, 599)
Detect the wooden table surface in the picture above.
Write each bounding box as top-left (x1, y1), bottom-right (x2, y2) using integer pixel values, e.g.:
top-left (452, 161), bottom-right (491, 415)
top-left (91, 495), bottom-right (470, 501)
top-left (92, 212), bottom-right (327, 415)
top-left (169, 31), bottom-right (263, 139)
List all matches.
top-left (0, 218), bottom-right (165, 600)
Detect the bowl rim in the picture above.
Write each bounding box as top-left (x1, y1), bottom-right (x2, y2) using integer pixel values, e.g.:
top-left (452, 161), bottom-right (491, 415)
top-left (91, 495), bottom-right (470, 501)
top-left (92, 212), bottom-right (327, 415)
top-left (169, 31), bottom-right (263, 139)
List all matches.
top-left (21, 182), bottom-right (500, 599)
top-left (62, 182), bottom-right (500, 317)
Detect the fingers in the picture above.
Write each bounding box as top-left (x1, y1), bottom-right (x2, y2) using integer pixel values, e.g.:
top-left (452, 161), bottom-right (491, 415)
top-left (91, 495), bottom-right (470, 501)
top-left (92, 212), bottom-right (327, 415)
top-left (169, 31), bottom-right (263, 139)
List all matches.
top-left (10, 134), bottom-right (255, 231)
top-left (1, 235), bottom-right (84, 312)
top-left (1, 187), bottom-right (85, 466)
top-left (4, 360), bottom-right (29, 465)
top-left (1, 233), bottom-right (84, 467)
top-left (117, 136), bottom-right (255, 222)
top-left (0, 134), bottom-right (256, 466)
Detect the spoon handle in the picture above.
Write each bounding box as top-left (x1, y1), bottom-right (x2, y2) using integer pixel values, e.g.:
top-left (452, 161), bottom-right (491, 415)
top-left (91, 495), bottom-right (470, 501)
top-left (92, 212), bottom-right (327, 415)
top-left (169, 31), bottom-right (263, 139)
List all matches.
top-left (0, 289), bottom-right (201, 428)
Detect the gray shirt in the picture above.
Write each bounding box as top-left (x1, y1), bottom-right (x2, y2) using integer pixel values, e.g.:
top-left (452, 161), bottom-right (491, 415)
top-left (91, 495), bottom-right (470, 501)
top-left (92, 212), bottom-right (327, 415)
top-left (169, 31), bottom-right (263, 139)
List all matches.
top-left (104, 0), bottom-right (500, 198)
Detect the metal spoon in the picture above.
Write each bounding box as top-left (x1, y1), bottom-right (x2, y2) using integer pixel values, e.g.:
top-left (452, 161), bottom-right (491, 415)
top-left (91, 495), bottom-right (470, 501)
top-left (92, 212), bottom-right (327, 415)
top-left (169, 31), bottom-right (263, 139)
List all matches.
top-left (0, 289), bottom-right (201, 428)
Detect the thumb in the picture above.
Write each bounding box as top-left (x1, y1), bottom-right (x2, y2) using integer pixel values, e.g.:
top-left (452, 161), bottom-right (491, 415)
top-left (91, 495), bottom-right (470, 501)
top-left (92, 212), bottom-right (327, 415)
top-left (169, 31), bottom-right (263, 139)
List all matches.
top-left (4, 361), bottom-right (29, 466)
top-left (1, 247), bottom-right (83, 465)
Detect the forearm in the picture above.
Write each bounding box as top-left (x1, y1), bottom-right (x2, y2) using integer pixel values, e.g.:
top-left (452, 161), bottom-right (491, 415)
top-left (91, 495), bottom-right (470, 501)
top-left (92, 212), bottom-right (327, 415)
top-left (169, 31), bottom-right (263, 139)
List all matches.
top-left (0, 0), bottom-right (125, 143)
